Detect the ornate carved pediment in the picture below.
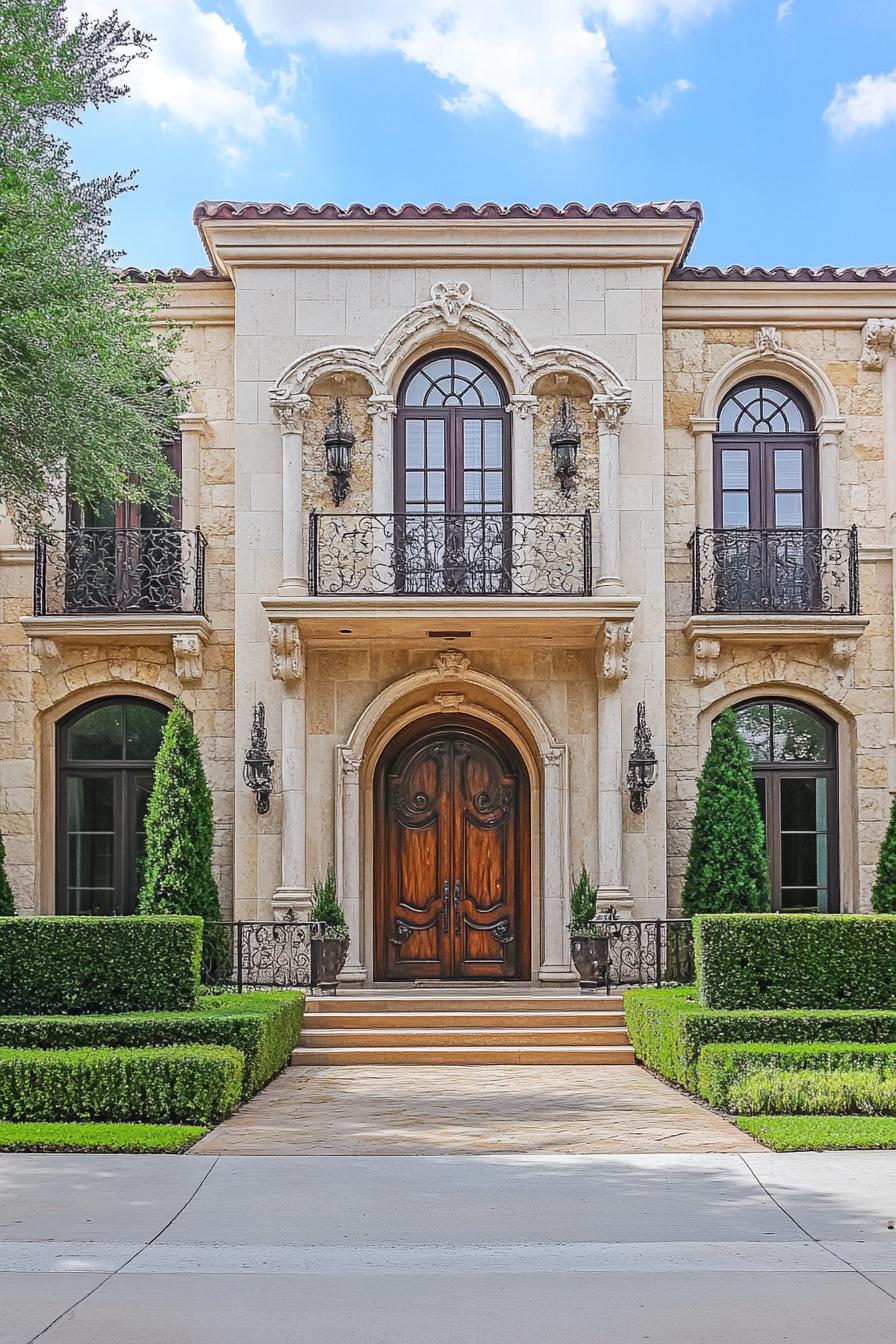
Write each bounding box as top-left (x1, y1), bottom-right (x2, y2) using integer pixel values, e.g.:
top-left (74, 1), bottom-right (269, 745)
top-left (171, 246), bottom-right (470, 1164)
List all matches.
top-left (430, 281), bottom-right (472, 326)
top-left (599, 620), bottom-right (633, 683)
top-left (269, 620), bottom-right (304, 683)
top-left (172, 633), bottom-right (203, 684)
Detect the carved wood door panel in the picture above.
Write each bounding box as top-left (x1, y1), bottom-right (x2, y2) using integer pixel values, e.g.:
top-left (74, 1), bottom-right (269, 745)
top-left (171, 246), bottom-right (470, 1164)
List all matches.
top-left (378, 725), bottom-right (525, 981)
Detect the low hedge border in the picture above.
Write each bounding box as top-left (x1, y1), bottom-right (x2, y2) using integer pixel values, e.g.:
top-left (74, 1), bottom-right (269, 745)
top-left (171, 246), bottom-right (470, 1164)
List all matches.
top-left (0, 1045), bottom-right (243, 1125)
top-left (624, 986), bottom-right (896, 1091)
top-left (729, 1066), bottom-right (896, 1117)
top-left (0, 1122), bottom-right (206, 1154)
top-left (698, 1041), bottom-right (896, 1108)
top-left (694, 914), bottom-right (896, 1011)
top-left (737, 1115), bottom-right (896, 1152)
top-left (0, 991), bottom-right (304, 1099)
top-left (0, 916), bottom-right (202, 1014)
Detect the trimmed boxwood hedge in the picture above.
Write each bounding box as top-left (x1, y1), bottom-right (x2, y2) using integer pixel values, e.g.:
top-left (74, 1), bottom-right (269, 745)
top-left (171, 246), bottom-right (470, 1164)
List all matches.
top-left (0, 991), bottom-right (303, 1098)
top-left (729, 1067), bottom-right (896, 1117)
top-left (694, 913), bottom-right (896, 1011)
top-left (697, 1041), bottom-right (896, 1108)
top-left (624, 985), bottom-right (896, 1091)
top-left (0, 1045), bottom-right (243, 1125)
top-left (0, 916), bottom-right (202, 1014)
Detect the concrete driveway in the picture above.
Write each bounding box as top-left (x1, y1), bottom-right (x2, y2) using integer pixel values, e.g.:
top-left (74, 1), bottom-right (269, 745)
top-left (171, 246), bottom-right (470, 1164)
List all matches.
top-left (1, 1151), bottom-right (896, 1343)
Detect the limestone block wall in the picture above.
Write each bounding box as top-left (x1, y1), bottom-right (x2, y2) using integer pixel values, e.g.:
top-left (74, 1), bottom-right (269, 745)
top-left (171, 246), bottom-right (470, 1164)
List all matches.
top-left (663, 324), bottom-right (893, 913)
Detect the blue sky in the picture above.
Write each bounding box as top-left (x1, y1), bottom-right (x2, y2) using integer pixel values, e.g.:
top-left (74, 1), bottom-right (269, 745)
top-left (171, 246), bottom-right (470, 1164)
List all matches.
top-left (67, 1), bottom-right (896, 271)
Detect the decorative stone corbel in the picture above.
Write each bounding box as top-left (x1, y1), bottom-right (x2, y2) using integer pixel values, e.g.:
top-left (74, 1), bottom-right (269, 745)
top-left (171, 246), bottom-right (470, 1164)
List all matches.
top-left (269, 620), bottom-right (304, 683)
top-left (598, 620), bottom-right (633, 684)
top-left (860, 318), bottom-right (896, 371)
top-left (692, 637), bottom-right (721, 686)
top-left (29, 636), bottom-right (60, 663)
top-left (754, 325), bottom-right (783, 355)
top-left (830, 636), bottom-right (859, 681)
top-left (434, 650), bottom-right (470, 677)
top-left (431, 281), bottom-right (472, 326)
top-left (172, 633), bottom-right (203, 685)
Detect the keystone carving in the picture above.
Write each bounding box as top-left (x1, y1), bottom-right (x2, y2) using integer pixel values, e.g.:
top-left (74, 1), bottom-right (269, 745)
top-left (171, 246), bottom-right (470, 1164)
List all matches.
top-left (692, 637), bottom-right (721, 686)
top-left (269, 620), bottom-right (304, 682)
top-left (860, 318), bottom-right (896, 371)
top-left (434, 650), bottom-right (471, 677)
top-left (754, 325), bottom-right (783, 355)
top-left (431, 281), bottom-right (472, 326)
top-left (599, 620), bottom-right (633, 683)
top-left (172, 633), bottom-right (203, 684)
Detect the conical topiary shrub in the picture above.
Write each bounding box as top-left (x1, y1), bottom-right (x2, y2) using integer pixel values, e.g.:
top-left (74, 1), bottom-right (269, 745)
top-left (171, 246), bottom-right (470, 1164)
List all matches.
top-left (682, 708), bottom-right (771, 916)
top-left (872, 795), bottom-right (896, 913)
top-left (568, 861), bottom-right (598, 932)
top-left (138, 700), bottom-right (221, 927)
top-left (0, 832), bottom-right (14, 916)
top-left (309, 865), bottom-right (347, 932)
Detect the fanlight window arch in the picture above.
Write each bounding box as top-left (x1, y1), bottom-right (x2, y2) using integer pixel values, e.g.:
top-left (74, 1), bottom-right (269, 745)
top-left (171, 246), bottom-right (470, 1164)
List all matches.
top-left (401, 352), bottom-right (505, 408)
top-left (718, 378), bottom-right (813, 435)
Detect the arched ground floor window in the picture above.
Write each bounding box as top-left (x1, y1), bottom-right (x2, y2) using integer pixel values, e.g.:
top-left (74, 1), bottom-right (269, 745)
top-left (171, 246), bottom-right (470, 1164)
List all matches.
top-left (729, 698), bottom-right (838, 913)
top-left (56, 698), bottom-right (168, 915)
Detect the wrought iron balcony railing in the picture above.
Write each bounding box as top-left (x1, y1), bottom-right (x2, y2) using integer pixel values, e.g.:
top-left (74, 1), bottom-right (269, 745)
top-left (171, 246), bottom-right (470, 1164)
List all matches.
top-left (34, 527), bottom-right (207, 617)
top-left (309, 511), bottom-right (592, 598)
top-left (690, 526), bottom-right (859, 616)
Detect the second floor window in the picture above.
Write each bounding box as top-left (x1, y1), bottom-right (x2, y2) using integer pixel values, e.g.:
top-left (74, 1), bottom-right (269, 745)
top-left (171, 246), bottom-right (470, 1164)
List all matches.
top-left (714, 378), bottom-right (817, 531)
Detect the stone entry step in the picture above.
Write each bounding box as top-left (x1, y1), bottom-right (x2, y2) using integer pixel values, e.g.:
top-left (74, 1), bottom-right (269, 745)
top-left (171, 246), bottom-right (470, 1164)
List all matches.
top-left (293, 992), bottom-right (632, 1066)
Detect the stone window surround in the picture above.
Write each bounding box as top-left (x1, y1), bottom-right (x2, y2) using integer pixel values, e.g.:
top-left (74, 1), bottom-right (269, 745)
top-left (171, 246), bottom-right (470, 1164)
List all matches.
top-left (268, 284), bottom-right (634, 597)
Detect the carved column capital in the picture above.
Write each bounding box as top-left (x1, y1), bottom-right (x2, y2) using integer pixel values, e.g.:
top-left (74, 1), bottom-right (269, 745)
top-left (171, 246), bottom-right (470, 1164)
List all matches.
top-left (598, 620), bottom-right (633, 684)
top-left (592, 392), bottom-right (631, 434)
top-left (271, 393), bottom-right (312, 434)
top-left (339, 746), bottom-right (362, 778)
top-left (269, 620), bottom-right (304, 683)
top-left (692, 637), bottom-right (721, 686)
top-left (861, 318), bottom-right (896, 371)
top-left (506, 394), bottom-right (539, 420)
top-left (366, 394), bottom-right (397, 422)
top-left (172, 633), bottom-right (203, 684)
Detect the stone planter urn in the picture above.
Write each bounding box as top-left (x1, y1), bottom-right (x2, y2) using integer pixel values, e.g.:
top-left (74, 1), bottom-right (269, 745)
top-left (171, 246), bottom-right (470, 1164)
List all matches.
top-left (569, 928), bottom-right (612, 993)
top-left (310, 928), bottom-right (350, 994)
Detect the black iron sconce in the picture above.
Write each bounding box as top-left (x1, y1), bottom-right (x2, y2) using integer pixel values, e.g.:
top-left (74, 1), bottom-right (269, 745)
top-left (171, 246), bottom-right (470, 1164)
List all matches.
top-left (549, 396), bottom-right (581, 495)
top-left (324, 396), bottom-right (354, 505)
top-left (243, 702), bottom-right (274, 814)
top-left (627, 702), bottom-right (658, 814)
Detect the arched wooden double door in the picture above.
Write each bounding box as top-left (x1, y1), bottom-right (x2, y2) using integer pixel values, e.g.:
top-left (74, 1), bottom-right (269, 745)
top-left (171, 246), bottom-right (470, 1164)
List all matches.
top-left (375, 721), bottom-right (529, 981)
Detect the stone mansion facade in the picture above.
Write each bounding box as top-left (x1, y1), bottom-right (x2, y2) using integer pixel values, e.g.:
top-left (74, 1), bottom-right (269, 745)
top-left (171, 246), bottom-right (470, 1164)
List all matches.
top-left (2, 200), bottom-right (896, 983)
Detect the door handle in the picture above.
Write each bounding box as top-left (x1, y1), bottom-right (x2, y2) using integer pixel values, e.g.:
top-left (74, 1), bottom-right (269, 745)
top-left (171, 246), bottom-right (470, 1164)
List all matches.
top-left (442, 880), bottom-right (450, 932)
top-left (453, 880), bottom-right (462, 933)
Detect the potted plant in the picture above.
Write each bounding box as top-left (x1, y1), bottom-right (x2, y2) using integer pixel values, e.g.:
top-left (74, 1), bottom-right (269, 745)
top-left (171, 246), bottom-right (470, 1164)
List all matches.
top-left (567, 863), bottom-right (613, 993)
top-left (309, 865), bottom-right (350, 992)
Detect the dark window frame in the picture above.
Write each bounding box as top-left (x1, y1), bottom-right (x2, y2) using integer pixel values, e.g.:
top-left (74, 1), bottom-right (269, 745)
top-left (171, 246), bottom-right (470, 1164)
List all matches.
top-left (713, 378), bottom-right (819, 531)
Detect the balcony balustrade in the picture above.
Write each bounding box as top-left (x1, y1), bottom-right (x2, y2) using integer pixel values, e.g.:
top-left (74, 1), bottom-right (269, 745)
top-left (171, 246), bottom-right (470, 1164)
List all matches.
top-left (33, 527), bottom-right (207, 617)
top-left (690, 526), bottom-right (859, 617)
top-left (308, 511), bottom-right (592, 598)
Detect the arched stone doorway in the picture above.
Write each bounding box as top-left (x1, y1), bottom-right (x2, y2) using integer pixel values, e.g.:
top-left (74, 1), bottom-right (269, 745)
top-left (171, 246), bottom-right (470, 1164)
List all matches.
top-left (374, 715), bottom-right (530, 981)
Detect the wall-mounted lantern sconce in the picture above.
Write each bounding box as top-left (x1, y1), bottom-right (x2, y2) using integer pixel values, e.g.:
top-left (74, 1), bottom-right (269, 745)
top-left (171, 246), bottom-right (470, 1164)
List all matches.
top-left (627, 702), bottom-right (658, 814)
top-left (549, 396), bottom-right (581, 495)
top-left (243, 702), bottom-right (274, 814)
top-left (324, 396), bottom-right (354, 505)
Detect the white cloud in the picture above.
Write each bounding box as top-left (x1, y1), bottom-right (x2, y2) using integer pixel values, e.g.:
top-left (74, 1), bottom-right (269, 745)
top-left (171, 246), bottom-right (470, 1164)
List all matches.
top-left (238, 0), bottom-right (727, 137)
top-left (638, 77), bottom-right (693, 119)
top-left (70, 0), bottom-right (302, 161)
top-left (776, 0), bottom-right (794, 19)
top-left (825, 69), bottom-right (896, 139)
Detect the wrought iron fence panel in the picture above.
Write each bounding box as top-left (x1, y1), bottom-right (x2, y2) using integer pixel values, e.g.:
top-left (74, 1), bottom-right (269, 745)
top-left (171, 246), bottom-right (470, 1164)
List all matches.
top-left (201, 920), bottom-right (313, 991)
top-left (34, 527), bottom-right (207, 616)
top-left (309, 511), bottom-right (592, 597)
top-left (579, 918), bottom-right (694, 992)
top-left (690, 526), bottom-right (858, 616)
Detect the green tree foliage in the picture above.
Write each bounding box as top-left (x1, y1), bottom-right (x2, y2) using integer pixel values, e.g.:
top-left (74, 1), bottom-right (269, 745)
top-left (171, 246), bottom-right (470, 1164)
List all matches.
top-left (872, 794), bottom-right (896, 913)
top-left (568, 861), bottom-right (598, 931)
top-left (682, 709), bottom-right (771, 916)
top-left (138, 703), bottom-right (220, 926)
top-left (0, 1), bottom-right (185, 531)
top-left (309, 866), bottom-right (347, 932)
top-left (0, 832), bottom-right (14, 916)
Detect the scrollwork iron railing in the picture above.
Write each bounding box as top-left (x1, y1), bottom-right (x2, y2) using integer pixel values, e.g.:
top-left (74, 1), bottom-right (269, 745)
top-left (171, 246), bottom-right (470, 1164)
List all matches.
top-left (34, 527), bottom-right (207, 616)
top-left (690, 527), bottom-right (859, 616)
top-left (574, 918), bottom-right (694, 992)
top-left (201, 919), bottom-right (314, 992)
top-left (309, 511), bottom-right (592, 597)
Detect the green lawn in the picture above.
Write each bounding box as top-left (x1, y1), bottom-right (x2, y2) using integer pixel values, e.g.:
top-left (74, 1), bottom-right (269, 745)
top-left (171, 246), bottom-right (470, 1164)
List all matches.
top-left (737, 1115), bottom-right (896, 1152)
top-left (0, 1122), bottom-right (206, 1154)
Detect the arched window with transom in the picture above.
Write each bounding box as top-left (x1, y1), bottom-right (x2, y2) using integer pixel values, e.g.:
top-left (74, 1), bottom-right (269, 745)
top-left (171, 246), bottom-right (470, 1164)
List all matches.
top-left (728, 698), bottom-right (838, 913)
top-left (715, 377), bottom-right (817, 531)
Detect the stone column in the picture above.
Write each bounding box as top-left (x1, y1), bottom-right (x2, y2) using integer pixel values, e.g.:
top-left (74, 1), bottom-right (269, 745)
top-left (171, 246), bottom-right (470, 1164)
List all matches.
top-left (269, 621), bottom-right (311, 916)
top-left (176, 411), bottom-right (207, 533)
top-left (271, 394), bottom-right (312, 596)
top-left (593, 393), bottom-right (631, 591)
top-left (336, 748), bottom-right (368, 984)
top-left (507, 395), bottom-right (539, 513)
top-left (689, 415), bottom-right (718, 528)
top-left (367, 395), bottom-right (397, 513)
top-left (817, 417), bottom-right (846, 529)
top-left (538, 746), bottom-right (576, 983)
top-left (862, 319), bottom-right (896, 791)
top-left (596, 620), bottom-right (634, 913)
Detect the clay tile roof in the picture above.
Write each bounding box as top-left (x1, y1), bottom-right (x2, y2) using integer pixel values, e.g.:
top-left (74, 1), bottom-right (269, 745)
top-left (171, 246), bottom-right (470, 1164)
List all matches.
top-left (117, 266), bottom-right (222, 283)
top-left (671, 264), bottom-right (896, 283)
top-left (192, 199), bottom-right (704, 224)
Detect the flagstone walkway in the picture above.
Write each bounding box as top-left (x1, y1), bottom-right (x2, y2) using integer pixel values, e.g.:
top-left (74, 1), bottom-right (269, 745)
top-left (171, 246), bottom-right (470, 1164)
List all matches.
top-left (192, 1065), bottom-right (759, 1156)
